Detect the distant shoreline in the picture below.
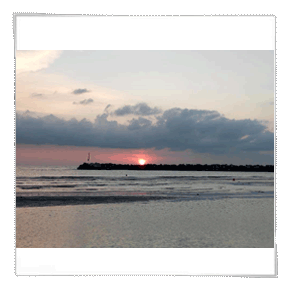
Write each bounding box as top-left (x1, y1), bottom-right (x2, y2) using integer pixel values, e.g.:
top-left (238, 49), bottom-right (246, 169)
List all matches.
top-left (77, 163), bottom-right (274, 172)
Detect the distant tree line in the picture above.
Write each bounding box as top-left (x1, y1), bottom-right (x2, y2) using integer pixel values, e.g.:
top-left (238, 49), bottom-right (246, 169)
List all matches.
top-left (77, 163), bottom-right (274, 172)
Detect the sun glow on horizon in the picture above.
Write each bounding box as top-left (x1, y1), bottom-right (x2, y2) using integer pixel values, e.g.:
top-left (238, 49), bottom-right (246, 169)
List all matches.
top-left (138, 159), bottom-right (146, 165)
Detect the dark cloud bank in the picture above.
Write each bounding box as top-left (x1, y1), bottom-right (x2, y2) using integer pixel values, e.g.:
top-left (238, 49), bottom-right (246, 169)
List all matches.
top-left (16, 105), bottom-right (274, 158)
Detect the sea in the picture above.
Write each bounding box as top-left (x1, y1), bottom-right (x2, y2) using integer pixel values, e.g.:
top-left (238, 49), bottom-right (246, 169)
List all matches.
top-left (16, 165), bottom-right (274, 248)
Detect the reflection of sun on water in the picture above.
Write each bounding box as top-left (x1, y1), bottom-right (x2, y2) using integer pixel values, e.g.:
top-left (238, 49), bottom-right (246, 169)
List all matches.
top-left (138, 159), bottom-right (146, 165)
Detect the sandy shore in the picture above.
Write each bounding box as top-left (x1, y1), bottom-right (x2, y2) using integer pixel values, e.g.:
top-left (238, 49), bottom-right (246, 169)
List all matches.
top-left (16, 197), bottom-right (274, 248)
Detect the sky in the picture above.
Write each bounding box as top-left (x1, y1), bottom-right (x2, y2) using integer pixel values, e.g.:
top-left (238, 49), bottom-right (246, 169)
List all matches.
top-left (16, 50), bottom-right (274, 166)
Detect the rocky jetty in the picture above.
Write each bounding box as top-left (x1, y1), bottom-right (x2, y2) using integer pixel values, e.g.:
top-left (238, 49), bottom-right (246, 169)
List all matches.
top-left (77, 163), bottom-right (274, 172)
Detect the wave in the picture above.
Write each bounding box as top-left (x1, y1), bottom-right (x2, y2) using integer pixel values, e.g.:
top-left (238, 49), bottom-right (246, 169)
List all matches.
top-left (16, 175), bottom-right (272, 182)
top-left (17, 184), bottom-right (78, 190)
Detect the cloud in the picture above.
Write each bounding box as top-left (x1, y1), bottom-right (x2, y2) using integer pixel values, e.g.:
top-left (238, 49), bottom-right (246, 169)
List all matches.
top-left (104, 104), bottom-right (111, 113)
top-left (72, 88), bottom-right (90, 95)
top-left (16, 51), bottom-right (62, 74)
top-left (17, 110), bottom-right (48, 118)
top-left (113, 103), bottom-right (162, 116)
top-left (30, 93), bottom-right (44, 98)
top-left (16, 107), bottom-right (274, 157)
top-left (128, 117), bottom-right (153, 131)
top-left (73, 98), bottom-right (94, 105)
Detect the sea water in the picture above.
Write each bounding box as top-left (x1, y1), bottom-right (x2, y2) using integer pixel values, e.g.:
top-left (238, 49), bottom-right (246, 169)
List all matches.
top-left (16, 165), bottom-right (273, 199)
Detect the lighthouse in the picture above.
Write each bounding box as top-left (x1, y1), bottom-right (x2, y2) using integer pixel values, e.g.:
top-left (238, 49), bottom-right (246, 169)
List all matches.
top-left (87, 152), bottom-right (90, 162)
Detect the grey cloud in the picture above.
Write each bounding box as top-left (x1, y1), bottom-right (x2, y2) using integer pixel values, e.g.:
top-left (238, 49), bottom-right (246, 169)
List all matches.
top-left (16, 107), bottom-right (274, 156)
top-left (104, 104), bottom-right (111, 113)
top-left (73, 98), bottom-right (94, 105)
top-left (128, 117), bottom-right (152, 131)
top-left (114, 105), bottom-right (132, 116)
top-left (23, 110), bottom-right (32, 115)
top-left (72, 88), bottom-right (90, 95)
top-left (30, 93), bottom-right (44, 98)
top-left (113, 103), bottom-right (162, 116)
top-left (18, 110), bottom-right (47, 118)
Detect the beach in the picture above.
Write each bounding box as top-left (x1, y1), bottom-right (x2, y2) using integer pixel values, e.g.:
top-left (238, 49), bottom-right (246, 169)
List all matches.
top-left (16, 196), bottom-right (274, 248)
top-left (16, 166), bottom-right (274, 248)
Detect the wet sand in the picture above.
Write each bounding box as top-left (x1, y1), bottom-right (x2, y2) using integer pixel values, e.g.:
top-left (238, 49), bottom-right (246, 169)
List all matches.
top-left (16, 195), bottom-right (172, 208)
top-left (16, 197), bottom-right (274, 248)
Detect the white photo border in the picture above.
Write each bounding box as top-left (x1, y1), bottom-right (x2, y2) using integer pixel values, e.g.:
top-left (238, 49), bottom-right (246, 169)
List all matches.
top-left (14, 14), bottom-right (277, 277)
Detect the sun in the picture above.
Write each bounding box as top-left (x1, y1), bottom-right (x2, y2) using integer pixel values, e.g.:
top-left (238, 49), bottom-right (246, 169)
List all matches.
top-left (138, 159), bottom-right (146, 165)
